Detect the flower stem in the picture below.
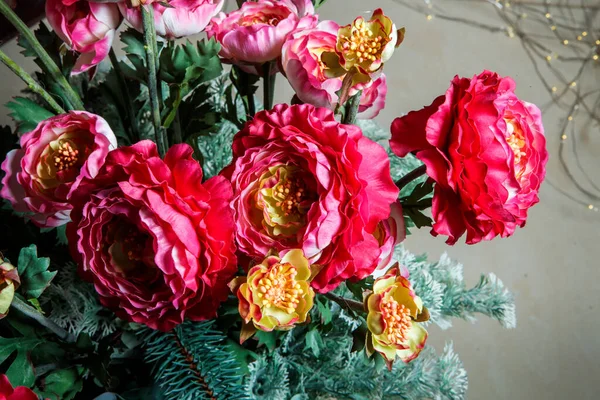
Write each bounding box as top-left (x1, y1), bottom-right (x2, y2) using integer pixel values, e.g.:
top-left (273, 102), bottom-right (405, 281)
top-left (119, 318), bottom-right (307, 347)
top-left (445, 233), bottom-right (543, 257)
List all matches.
top-left (262, 61), bottom-right (276, 111)
top-left (342, 90), bottom-right (362, 125)
top-left (109, 48), bottom-right (138, 142)
top-left (323, 292), bottom-right (365, 313)
top-left (396, 165), bottom-right (427, 191)
top-left (141, 4), bottom-right (167, 157)
top-left (0, 49), bottom-right (65, 114)
top-left (0, 0), bottom-right (84, 111)
top-left (11, 296), bottom-right (76, 343)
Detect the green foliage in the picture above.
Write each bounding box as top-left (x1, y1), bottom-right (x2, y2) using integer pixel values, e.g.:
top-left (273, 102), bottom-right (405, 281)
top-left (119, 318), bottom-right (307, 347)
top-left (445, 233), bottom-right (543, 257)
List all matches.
top-left (397, 247), bottom-right (517, 329)
top-left (118, 28), bottom-right (148, 83)
top-left (5, 97), bottom-right (54, 134)
top-left (159, 39), bottom-right (223, 128)
top-left (0, 336), bottom-right (43, 387)
top-left (142, 321), bottom-right (249, 400)
top-left (401, 180), bottom-right (434, 229)
top-left (43, 263), bottom-right (120, 338)
top-left (245, 353), bottom-right (289, 400)
top-left (17, 244), bottom-right (56, 300)
top-left (311, 0), bottom-right (329, 8)
top-left (36, 367), bottom-right (85, 400)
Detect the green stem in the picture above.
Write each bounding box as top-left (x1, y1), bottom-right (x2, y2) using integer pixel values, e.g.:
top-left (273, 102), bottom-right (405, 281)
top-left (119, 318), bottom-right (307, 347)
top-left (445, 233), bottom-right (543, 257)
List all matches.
top-left (141, 5), bottom-right (167, 157)
top-left (323, 292), bottom-right (365, 313)
top-left (0, 49), bottom-right (65, 114)
top-left (395, 165), bottom-right (427, 191)
top-left (172, 108), bottom-right (183, 145)
top-left (109, 48), bottom-right (138, 142)
top-left (0, 0), bottom-right (84, 110)
top-left (11, 296), bottom-right (76, 343)
top-left (342, 90), bottom-right (362, 125)
top-left (262, 61), bottom-right (276, 111)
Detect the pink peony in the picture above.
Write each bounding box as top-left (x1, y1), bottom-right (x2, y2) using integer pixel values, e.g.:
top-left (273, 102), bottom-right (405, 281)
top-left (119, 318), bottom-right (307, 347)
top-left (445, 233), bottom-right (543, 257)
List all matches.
top-left (207, 0), bottom-right (317, 71)
top-left (1, 111), bottom-right (117, 227)
top-left (281, 21), bottom-right (387, 117)
top-left (222, 104), bottom-right (399, 293)
top-left (67, 141), bottom-right (237, 331)
top-left (118, 0), bottom-right (224, 39)
top-left (46, 0), bottom-right (122, 74)
top-left (390, 71), bottom-right (548, 244)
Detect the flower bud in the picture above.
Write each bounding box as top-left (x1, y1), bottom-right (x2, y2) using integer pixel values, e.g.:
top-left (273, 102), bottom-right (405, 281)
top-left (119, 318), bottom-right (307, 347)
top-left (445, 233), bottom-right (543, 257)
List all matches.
top-left (0, 256), bottom-right (20, 319)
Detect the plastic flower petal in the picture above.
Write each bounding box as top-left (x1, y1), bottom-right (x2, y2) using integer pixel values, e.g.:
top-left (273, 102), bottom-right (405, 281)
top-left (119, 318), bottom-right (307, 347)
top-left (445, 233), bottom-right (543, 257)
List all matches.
top-left (0, 257), bottom-right (19, 319)
top-left (366, 264), bottom-right (428, 366)
top-left (231, 249), bottom-right (315, 341)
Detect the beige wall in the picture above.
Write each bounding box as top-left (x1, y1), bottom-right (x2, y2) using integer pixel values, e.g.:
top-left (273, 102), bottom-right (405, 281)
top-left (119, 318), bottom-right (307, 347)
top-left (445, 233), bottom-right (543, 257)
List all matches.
top-left (1, 1), bottom-right (598, 399)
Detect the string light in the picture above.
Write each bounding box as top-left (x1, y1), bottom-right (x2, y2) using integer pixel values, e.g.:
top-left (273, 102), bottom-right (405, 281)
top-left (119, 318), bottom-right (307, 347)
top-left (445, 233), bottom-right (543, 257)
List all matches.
top-left (545, 12), bottom-right (551, 18)
top-left (561, 134), bottom-right (568, 140)
top-left (426, 14), bottom-right (433, 21)
top-left (577, 35), bottom-right (582, 41)
top-left (551, 86), bottom-right (557, 92)
top-left (594, 55), bottom-right (599, 61)
top-left (588, 205), bottom-right (594, 210)
top-left (597, 40), bottom-right (600, 45)
top-left (570, 81), bottom-right (577, 88)
top-left (551, 25), bottom-right (557, 31)
top-left (563, 39), bottom-right (569, 45)
top-left (582, 31), bottom-right (588, 37)
top-left (546, 55), bottom-right (552, 62)
top-left (568, 115), bottom-right (573, 121)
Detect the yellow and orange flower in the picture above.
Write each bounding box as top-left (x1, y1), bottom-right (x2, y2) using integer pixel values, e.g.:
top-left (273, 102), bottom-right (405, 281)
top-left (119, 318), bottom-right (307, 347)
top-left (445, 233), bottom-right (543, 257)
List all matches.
top-left (322, 8), bottom-right (404, 86)
top-left (230, 249), bottom-right (315, 342)
top-left (0, 256), bottom-right (20, 319)
top-left (365, 264), bottom-right (428, 365)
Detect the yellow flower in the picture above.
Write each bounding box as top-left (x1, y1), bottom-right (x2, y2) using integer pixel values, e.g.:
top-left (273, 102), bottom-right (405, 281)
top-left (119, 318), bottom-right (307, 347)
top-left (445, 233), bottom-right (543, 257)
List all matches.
top-left (365, 264), bottom-right (428, 366)
top-left (322, 8), bottom-right (404, 86)
top-left (229, 249), bottom-right (315, 343)
top-left (0, 256), bottom-right (20, 319)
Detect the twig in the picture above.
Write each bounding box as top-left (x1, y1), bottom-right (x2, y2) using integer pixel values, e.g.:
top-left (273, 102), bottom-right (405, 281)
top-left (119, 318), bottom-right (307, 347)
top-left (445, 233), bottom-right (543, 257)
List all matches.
top-left (0, 0), bottom-right (84, 110)
top-left (323, 292), bottom-right (365, 313)
top-left (11, 296), bottom-right (76, 343)
top-left (0, 49), bottom-right (65, 114)
top-left (141, 4), bottom-right (167, 157)
top-left (395, 165), bottom-right (427, 191)
top-left (262, 61), bottom-right (276, 111)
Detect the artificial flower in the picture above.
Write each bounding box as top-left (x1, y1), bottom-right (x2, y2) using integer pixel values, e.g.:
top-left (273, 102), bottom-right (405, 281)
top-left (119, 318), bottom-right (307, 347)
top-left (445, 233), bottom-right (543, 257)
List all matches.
top-left (356, 74), bottom-right (388, 119)
top-left (222, 104), bottom-right (399, 293)
top-left (207, 0), bottom-right (317, 73)
top-left (322, 8), bottom-right (403, 86)
top-left (0, 256), bottom-right (19, 319)
top-left (0, 375), bottom-right (39, 400)
top-left (373, 202), bottom-right (405, 272)
top-left (366, 264), bottom-right (428, 366)
top-left (46, 0), bottom-right (122, 74)
top-left (390, 70), bottom-right (549, 244)
top-left (0, 111), bottom-right (117, 227)
top-left (67, 141), bottom-right (237, 331)
top-left (230, 249), bottom-right (314, 340)
top-left (118, 0), bottom-right (224, 39)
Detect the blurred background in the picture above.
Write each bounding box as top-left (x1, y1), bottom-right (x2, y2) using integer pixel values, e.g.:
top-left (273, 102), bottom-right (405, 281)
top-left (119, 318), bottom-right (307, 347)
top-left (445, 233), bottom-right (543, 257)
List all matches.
top-left (1, 0), bottom-right (599, 398)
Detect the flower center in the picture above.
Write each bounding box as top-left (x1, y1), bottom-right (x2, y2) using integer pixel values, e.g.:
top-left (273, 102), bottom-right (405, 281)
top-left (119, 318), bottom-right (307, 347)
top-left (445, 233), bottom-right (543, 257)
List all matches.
top-left (104, 219), bottom-right (156, 280)
top-left (53, 140), bottom-right (80, 172)
top-left (256, 165), bottom-right (317, 238)
top-left (505, 119), bottom-right (527, 179)
top-left (340, 19), bottom-right (387, 64)
top-left (239, 12), bottom-right (284, 27)
top-left (381, 296), bottom-right (412, 345)
top-left (256, 262), bottom-right (303, 313)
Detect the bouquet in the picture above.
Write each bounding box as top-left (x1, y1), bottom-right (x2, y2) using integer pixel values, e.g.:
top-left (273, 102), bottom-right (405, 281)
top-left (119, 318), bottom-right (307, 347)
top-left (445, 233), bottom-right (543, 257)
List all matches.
top-left (0, 0), bottom-right (548, 398)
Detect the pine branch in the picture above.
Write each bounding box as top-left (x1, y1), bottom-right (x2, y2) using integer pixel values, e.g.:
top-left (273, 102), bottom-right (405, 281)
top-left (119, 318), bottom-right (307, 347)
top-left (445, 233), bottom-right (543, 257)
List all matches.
top-left (170, 330), bottom-right (216, 400)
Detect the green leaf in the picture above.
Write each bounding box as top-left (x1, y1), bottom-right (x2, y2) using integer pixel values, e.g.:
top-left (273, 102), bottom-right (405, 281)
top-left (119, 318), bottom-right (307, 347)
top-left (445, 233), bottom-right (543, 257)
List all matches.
top-left (304, 329), bottom-right (323, 358)
top-left (37, 367), bottom-right (85, 400)
top-left (403, 207), bottom-right (433, 229)
top-left (6, 97), bottom-right (54, 134)
top-left (17, 244), bottom-right (56, 299)
top-left (0, 336), bottom-right (43, 387)
top-left (346, 277), bottom-right (374, 302)
top-left (315, 296), bottom-right (332, 325)
top-left (255, 330), bottom-right (277, 352)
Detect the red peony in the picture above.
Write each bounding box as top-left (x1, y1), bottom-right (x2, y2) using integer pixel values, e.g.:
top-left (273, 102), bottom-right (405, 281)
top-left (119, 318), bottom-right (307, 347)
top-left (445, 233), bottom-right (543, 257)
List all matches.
top-left (390, 71), bottom-right (548, 244)
top-left (68, 141), bottom-right (237, 331)
top-left (222, 104), bottom-right (399, 293)
top-left (0, 375), bottom-right (39, 400)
